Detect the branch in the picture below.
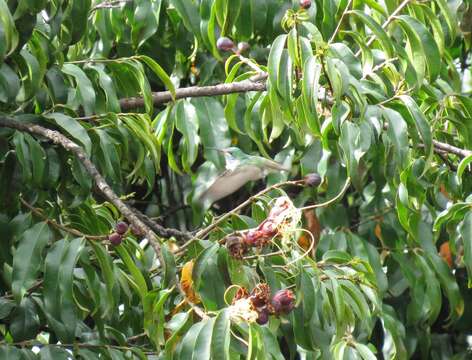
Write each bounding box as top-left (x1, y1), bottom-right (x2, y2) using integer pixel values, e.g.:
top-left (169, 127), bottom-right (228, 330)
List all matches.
top-left (432, 139), bottom-right (472, 158)
top-left (0, 115), bottom-right (161, 257)
top-left (119, 77), bottom-right (267, 110)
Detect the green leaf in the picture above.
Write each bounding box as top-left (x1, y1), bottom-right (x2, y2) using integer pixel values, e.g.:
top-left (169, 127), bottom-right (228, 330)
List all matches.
top-left (192, 97), bottom-right (231, 169)
top-left (394, 15), bottom-right (441, 81)
top-left (115, 244), bottom-right (148, 301)
top-left (0, 0), bottom-right (19, 57)
top-left (174, 101), bottom-right (200, 173)
top-left (43, 237), bottom-right (85, 342)
top-left (12, 222), bottom-right (51, 303)
top-left (348, 10), bottom-right (394, 58)
top-left (62, 63), bottom-right (96, 116)
top-left (139, 55), bottom-right (176, 98)
top-left (192, 316), bottom-right (215, 360)
top-left (460, 212), bottom-right (472, 287)
top-left (44, 112), bottom-right (92, 155)
top-left (170, 0), bottom-right (201, 37)
top-left (383, 107), bottom-right (409, 170)
top-left (211, 308), bottom-right (231, 360)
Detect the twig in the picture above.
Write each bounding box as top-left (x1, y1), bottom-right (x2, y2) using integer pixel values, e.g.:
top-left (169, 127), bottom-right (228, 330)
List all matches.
top-left (0, 116), bottom-right (162, 258)
top-left (20, 198), bottom-right (108, 241)
top-left (354, 0), bottom-right (412, 57)
top-left (126, 203), bottom-right (191, 241)
top-left (300, 177), bottom-right (351, 211)
top-left (0, 341), bottom-right (158, 355)
top-left (328, 0), bottom-right (353, 44)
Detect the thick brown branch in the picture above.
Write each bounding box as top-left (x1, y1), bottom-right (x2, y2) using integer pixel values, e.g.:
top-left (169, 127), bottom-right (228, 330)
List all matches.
top-left (432, 139), bottom-right (472, 158)
top-left (0, 116), bottom-right (161, 257)
top-left (119, 78), bottom-right (267, 109)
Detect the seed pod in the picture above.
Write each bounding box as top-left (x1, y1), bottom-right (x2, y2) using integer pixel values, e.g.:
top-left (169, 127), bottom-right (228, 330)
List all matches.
top-left (271, 289), bottom-right (295, 314)
top-left (226, 235), bottom-right (247, 259)
top-left (250, 283), bottom-right (271, 308)
top-left (109, 232), bottom-right (122, 246)
top-left (217, 37), bottom-right (235, 51)
top-left (115, 221), bottom-right (129, 235)
top-left (304, 173), bottom-right (322, 187)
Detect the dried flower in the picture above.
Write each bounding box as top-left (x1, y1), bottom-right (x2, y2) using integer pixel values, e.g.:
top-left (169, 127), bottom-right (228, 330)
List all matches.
top-left (250, 283), bottom-right (271, 308)
top-left (226, 234), bottom-right (247, 259)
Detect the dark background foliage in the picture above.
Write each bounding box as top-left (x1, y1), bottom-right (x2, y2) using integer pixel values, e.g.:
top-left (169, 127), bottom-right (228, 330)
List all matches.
top-left (0, 0), bottom-right (472, 359)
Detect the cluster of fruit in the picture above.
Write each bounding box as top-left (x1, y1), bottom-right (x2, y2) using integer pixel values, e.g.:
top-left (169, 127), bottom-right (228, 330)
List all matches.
top-left (225, 172), bottom-right (322, 259)
top-left (108, 221), bottom-right (129, 246)
top-left (231, 284), bottom-right (295, 325)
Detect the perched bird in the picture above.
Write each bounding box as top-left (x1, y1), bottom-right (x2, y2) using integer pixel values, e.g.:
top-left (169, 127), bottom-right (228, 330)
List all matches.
top-left (199, 147), bottom-right (290, 207)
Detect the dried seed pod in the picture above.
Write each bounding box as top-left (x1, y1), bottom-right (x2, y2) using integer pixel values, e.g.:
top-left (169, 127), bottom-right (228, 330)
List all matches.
top-left (226, 234), bottom-right (248, 259)
top-left (250, 283), bottom-right (271, 308)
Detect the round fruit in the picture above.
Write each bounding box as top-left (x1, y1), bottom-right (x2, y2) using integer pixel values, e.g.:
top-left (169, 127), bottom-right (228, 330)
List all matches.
top-left (115, 221), bottom-right (129, 235)
top-left (300, 0), bottom-right (311, 9)
top-left (256, 308), bottom-right (270, 325)
top-left (271, 289), bottom-right (295, 314)
top-left (216, 37), bottom-right (235, 52)
top-left (237, 41), bottom-right (250, 53)
top-left (304, 173), bottom-right (322, 187)
top-left (109, 232), bottom-right (122, 246)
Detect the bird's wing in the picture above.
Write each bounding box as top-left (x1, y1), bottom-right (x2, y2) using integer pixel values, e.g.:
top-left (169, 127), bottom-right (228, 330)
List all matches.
top-left (200, 165), bottom-right (263, 203)
top-left (252, 157), bottom-right (291, 172)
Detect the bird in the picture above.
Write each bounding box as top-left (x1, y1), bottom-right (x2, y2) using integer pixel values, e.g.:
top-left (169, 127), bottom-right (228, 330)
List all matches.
top-left (198, 147), bottom-right (291, 207)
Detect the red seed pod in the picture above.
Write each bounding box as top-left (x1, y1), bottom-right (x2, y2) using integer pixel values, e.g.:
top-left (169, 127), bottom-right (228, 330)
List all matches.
top-left (299, 0), bottom-right (311, 9)
top-left (216, 37), bottom-right (235, 51)
top-left (115, 221), bottom-right (129, 235)
top-left (243, 229), bottom-right (262, 246)
top-left (109, 232), bottom-right (122, 246)
top-left (250, 283), bottom-right (271, 308)
top-left (271, 289), bottom-right (296, 314)
top-left (258, 219), bottom-right (277, 237)
top-left (256, 307), bottom-right (270, 325)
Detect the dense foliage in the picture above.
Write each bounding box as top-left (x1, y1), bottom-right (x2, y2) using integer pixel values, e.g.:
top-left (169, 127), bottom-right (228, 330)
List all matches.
top-left (1, 0), bottom-right (472, 359)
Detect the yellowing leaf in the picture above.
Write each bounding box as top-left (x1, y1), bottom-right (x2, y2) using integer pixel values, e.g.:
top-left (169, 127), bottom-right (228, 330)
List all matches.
top-left (180, 261), bottom-right (200, 304)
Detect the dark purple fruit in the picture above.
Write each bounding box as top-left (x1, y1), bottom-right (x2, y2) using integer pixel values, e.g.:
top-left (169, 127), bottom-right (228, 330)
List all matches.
top-left (109, 232), bottom-right (122, 246)
top-left (271, 289), bottom-right (295, 314)
top-left (256, 308), bottom-right (270, 325)
top-left (217, 37), bottom-right (235, 52)
top-left (300, 0), bottom-right (311, 9)
top-left (115, 221), bottom-right (129, 235)
top-left (304, 173), bottom-right (322, 187)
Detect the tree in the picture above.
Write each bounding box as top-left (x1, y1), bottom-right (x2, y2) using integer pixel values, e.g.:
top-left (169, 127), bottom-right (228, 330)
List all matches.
top-left (0, 0), bottom-right (471, 358)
